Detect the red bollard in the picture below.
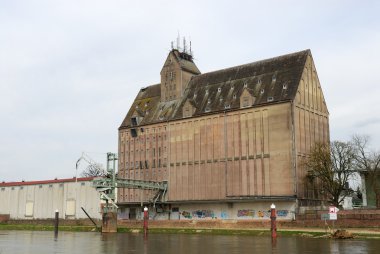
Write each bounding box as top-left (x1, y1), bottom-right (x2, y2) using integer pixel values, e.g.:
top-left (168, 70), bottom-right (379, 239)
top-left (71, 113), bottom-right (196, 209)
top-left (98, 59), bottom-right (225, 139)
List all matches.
top-left (270, 203), bottom-right (277, 238)
top-left (143, 207), bottom-right (148, 237)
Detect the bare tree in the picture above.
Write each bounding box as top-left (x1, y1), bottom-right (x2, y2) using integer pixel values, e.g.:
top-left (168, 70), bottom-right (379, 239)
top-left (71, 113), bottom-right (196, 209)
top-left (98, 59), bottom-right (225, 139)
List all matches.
top-left (80, 163), bottom-right (107, 177)
top-left (352, 135), bottom-right (380, 208)
top-left (305, 141), bottom-right (356, 208)
top-left (76, 152), bottom-right (108, 178)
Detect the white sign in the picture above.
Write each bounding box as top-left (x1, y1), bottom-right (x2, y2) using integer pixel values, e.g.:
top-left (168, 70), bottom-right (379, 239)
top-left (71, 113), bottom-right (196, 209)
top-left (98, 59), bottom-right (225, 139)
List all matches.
top-left (321, 213), bottom-right (337, 220)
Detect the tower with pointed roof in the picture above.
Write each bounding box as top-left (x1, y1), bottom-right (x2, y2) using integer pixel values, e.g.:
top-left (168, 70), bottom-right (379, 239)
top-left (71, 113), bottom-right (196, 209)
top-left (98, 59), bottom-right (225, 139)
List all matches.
top-left (160, 49), bottom-right (200, 102)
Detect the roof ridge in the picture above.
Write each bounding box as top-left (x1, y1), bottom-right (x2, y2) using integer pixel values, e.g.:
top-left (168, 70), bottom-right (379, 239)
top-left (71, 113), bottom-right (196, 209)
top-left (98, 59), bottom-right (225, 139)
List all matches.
top-left (0, 177), bottom-right (95, 187)
top-left (139, 83), bottom-right (160, 91)
top-left (195, 49), bottom-right (310, 78)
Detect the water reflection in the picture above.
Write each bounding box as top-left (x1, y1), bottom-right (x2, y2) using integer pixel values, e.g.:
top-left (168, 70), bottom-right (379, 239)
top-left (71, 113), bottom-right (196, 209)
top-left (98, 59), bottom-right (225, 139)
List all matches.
top-left (0, 230), bottom-right (378, 254)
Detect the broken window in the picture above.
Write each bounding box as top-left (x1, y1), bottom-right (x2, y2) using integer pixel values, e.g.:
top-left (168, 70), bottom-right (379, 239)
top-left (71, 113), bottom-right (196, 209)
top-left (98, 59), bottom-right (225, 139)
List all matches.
top-left (131, 117), bottom-right (138, 126)
top-left (130, 129), bottom-right (137, 137)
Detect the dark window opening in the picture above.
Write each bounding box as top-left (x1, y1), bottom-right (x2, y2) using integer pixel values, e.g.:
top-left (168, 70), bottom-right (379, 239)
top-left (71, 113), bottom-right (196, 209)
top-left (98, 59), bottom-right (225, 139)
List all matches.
top-left (131, 117), bottom-right (138, 126)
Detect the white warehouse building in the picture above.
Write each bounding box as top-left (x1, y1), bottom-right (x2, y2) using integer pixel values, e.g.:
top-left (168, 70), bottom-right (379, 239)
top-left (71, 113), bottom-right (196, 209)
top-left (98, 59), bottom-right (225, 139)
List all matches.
top-left (0, 177), bottom-right (101, 220)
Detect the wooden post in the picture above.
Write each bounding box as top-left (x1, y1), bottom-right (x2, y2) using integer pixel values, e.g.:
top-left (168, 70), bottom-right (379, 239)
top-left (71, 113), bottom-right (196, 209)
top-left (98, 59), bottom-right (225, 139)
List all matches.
top-left (54, 209), bottom-right (59, 237)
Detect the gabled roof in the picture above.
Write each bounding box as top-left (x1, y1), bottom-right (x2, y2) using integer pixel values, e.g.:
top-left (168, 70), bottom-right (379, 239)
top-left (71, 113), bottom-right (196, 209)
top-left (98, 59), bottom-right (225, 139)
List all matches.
top-left (120, 49), bottom-right (310, 129)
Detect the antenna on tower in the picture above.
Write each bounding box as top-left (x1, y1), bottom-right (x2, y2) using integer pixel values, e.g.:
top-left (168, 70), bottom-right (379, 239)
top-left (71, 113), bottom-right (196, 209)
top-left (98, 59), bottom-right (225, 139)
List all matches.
top-left (171, 41), bottom-right (174, 50)
top-left (183, 37), bottom-right (187, 53)
top-left (176, 32), bottom-right (180, 50)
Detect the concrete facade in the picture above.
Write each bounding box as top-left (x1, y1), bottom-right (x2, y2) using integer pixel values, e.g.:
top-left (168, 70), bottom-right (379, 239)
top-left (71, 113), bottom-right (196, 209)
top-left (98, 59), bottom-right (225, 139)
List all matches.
top-left (117, 49), bottom-right (329, 219)
top-left (0, 177), bottom-right (101, 220)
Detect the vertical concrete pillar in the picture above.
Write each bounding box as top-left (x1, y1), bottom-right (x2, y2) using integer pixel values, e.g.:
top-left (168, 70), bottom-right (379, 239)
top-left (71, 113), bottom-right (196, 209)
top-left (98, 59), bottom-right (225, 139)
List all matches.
top-left (102, 211), bottom-right (117, 233)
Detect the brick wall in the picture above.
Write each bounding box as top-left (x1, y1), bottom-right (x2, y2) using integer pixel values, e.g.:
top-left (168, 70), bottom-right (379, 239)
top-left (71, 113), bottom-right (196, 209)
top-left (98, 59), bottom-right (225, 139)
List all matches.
top-left (295, 209), bottom-right (380, 227)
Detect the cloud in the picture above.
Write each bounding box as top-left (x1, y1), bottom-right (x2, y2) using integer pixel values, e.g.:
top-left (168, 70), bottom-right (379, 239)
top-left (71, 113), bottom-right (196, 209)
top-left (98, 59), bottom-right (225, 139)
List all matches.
top-left (1, 0), bottom-right (380, 181)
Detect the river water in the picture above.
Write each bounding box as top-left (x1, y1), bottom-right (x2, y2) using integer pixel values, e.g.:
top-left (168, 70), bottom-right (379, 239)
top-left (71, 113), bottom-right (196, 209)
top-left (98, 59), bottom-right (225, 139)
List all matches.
top-left (0, 230), bottom-right (379, 254)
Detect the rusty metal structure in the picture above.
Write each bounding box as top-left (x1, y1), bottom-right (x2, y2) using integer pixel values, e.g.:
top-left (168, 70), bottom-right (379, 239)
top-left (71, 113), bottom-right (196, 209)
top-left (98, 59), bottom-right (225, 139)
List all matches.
top-left (77, 152), bottom-right (167, 231)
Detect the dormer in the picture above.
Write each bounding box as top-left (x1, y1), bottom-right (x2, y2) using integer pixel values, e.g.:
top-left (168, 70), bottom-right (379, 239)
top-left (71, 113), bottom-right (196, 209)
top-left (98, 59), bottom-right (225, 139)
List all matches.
top-left (240, 88), bottom-right (255, 108)
top-left (160, 49), bottom-right (200, 102)
top-left (182, 99), bottom-right (196, 118)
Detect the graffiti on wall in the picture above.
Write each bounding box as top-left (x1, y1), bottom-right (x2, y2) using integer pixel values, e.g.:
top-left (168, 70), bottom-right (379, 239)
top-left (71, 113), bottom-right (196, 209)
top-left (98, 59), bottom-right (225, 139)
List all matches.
top-left (180, 208), bottom-right (290, 219)
top-left (237, 209), bottom-right (255, 217)
top-left (220, 211), bottom-right (228, 219)
top-left (180, 210), bottom-right (215, 219)
top-left (192, 210), bottom-right (214, 218)
top-left (181, 211), bottom-right (192, 219)
top-left (257, 210), bottom-right (270, 218)
top-left (236, 209), bottom-right (290, 218)
top-left (276, 210), bottom-right (288, 217)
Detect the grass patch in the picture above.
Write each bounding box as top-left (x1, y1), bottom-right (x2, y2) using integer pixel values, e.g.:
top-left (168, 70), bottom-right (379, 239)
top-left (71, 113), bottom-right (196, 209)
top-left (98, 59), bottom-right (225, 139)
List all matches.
top-left (0, 224), bottom-right (97, 232)
top-left (351, 233), bottom-right (380, 239)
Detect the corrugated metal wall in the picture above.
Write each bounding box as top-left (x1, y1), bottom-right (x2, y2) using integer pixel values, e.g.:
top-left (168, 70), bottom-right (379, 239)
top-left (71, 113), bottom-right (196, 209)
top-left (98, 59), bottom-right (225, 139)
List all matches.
top-left (0, 181), bottom-right (101, 220)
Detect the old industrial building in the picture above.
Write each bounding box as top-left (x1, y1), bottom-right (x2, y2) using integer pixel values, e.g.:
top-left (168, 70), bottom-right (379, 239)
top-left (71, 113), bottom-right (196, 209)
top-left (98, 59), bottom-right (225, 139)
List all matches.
top-left (117, 47), bottom-right (329, 220)
top-left (0, 177), bottom-right (101, 220)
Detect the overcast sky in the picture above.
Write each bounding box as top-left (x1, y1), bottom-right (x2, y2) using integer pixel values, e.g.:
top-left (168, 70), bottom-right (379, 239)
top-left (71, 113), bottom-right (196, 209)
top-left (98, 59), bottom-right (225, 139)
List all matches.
top-left (1, 0), bottom-right (379, 182)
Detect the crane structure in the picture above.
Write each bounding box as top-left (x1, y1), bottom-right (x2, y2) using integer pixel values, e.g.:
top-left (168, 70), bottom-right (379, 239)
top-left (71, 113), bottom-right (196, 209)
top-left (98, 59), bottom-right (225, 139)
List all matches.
top-left (76, 152), bottom-right (168, 232)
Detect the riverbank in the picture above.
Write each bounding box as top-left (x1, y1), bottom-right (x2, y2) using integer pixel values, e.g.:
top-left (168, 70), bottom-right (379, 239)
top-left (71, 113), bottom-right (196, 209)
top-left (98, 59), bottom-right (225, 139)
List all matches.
top-left (1, 222), bottom-right (380, 239)
top-left (117, 225), bottom-right (380, 239)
